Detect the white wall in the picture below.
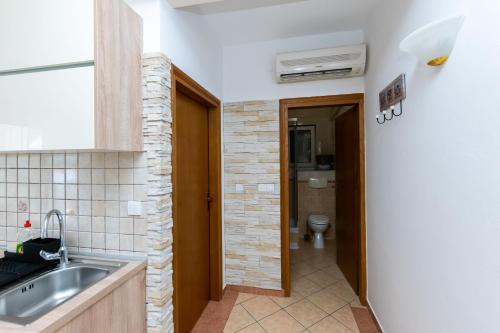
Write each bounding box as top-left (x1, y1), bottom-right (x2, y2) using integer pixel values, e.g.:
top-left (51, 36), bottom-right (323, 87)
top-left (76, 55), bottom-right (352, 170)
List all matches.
top-left (126, 0), bottom-right (162, 53)
top-left (223, 30), bottom-right (365, 102)
top-left (127, 0), bottom-right (223, 97)
top-left (365, 1), bottom-right (500, 332)
top-left (159, 0), bottom-right (223, 97)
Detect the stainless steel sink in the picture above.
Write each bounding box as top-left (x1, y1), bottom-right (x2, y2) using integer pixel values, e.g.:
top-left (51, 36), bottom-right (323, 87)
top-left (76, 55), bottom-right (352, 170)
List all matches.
top-left (0, 258), bottom-right (123, 325)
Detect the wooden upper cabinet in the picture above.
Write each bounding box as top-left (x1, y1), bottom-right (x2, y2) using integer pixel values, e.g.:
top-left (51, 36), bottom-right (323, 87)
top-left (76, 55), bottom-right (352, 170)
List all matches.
top-left (0, 0), bottom-right (143, 152)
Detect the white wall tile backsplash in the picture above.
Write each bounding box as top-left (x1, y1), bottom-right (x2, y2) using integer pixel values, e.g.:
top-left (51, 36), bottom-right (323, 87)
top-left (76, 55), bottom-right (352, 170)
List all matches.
top-left (0, 152), bottom-right (148, 256)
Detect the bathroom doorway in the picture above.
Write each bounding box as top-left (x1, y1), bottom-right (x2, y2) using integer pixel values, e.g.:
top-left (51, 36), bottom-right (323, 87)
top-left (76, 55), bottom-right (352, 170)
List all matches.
top-left (279, 94), bottom-right (366, 304)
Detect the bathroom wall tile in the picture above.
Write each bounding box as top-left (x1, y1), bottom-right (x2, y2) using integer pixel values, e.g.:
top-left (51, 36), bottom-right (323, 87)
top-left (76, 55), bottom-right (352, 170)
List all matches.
top-left (133, 185), bottom-right (148, 201)
top-left (66, 216), bottom-right (78, 232)
top-left (91, 153), bottom-right (104, 168)
top-left (18, 154), bottom-right (29, 168)
top-left (41, 154), bottom-right (52, 169)
top-left (0, 198), bottom-right (5, 211)
top-left (0, 155), bottom-right (5, 168)
top-left (92, 217), bottom-right (105, 233)
top-left (66, 231), bottom-right (78, 247)
top-left (92, 233), bottom-right (105, 249)
top-left (65, 153), bottom-right (78, 168)
top-left (7, 198), bottom-right (17, 212)
top-left (41, 184), bottom-right (53, 199)
top-left (119, 153), bottom-right (134, 168)
top-left (29, 184), bottom-right (41, 198)
top-left (79, 216), bottom-right (91, 232)
top-left (105, 201), bottom-right (119, 218)
top-left (105, 153), bottom-right (118, 169)
top-left (78, 153), bottom-right (91, 169)
top-left (91, 201), bottom-right (105, 217)
top-left (66, 200), bottom-right (78, 216)
top-left (119, 169), bottom-right (134, 184)
top-left (7, 213), bottom-right (16, 227)
top-left (53, 169), bottom-right (65, 184)
top-left (0, 169), bottom-right (5, 183)
top-left (53, 154), bottom-right (65, 168)
top-left (78, 169), bottom-right (91, 184)
top-left (134, 218), bottom-right (147, 236)
top-left (29, 169), bottom-right (40, 184)
top-left (119, 234), bottom-right (133, 251)
top-left (79, 200), bottom-right (91, 216)
top-left (0, 184), bottom-right (5, 197)
top-left (92, 185), bottom-right (105, 200)
top-left (91, 169), bottom-right (105, 185)
top-left (6, 155), bottom-right (17, 169)
top-left (120, 218), bottom-right (134, 234)
top-left (18, 169), bottom-right (29, 183)
top-left (53, 185), bottom-right (65, 199)
top-left (7, 169), bottom-right (17, 183)
top-left (106, 217), bottom-right (120, 234)
top-left (105, 185), bottom-right (119, 201)
top-left (78, 185), bottom-right (91, 200)
top-left (79, 232), bottom-right (91, 248)
top-left (41, 169), bottom-right (52, 184)
top-left (29, 199), bottom-right (40, 213)
top-left (29, 154), bottom-right (41, 169)
top-left (134, 235), bottom-right (147, 252)
top-left (66, 169), bottom-right (78, 184)
top-left (119, 185), bottom-right (134, 201)
top-left (105, 169), bottom-right (118, 184)
top-left (105, 233), bottom-right (119, 250)
top-left (18, 184), bottom-right (28, 198)
top-left (0, 212), bottom-right (6, 227)
top-left (66, 185), bottom-right (78, 200)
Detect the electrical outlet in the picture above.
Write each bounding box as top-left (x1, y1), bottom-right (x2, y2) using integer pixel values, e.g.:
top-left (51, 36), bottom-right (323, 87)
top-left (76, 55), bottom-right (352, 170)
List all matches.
top-left (379, 74), bottom-right (406, 111)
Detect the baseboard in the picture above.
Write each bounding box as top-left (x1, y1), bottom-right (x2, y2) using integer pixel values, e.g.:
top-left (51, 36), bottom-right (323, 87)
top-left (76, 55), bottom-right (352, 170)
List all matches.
top-left (367, 302), bottom-right (384, 333)
top-left (225, 284), bottom-right (285, 297)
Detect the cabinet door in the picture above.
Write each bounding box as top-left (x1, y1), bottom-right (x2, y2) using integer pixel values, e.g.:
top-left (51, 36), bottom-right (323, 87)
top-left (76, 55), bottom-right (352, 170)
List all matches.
top-left (0, 0), bottom-right (94, 72)
top-left (0, 67), bottom-right (95, 151)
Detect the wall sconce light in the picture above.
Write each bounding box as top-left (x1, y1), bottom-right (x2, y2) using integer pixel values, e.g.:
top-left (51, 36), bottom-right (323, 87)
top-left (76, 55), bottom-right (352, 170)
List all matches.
top-left (400, 15), bottom-right (465, 66)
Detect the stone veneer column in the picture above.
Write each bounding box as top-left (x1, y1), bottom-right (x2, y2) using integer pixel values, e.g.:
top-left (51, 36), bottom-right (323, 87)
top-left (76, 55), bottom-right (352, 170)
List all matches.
top-left (224, 100), bottom-right (282, 290)
top-left (142, 53), bottom-right (174, 332)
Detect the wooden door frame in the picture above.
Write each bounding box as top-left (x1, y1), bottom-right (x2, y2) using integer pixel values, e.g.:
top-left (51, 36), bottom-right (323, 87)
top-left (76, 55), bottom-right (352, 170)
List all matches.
top-left (172, 65), bottom-right (223, 331)
top-left (280, 94), bottom-right (367, 304)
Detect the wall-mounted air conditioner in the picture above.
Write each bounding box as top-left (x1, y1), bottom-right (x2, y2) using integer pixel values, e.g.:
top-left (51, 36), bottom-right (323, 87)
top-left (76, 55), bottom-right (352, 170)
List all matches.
top-left (276, 44), bottom-right (366, 83)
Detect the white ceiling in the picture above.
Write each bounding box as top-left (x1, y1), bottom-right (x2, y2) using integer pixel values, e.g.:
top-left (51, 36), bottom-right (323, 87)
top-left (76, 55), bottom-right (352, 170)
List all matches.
top-left (180, 0), bottom-right (377, 46)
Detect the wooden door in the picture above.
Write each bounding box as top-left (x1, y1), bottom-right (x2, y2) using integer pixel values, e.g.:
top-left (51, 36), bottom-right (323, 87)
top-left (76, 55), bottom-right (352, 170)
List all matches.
top-left (175, 90), bottom-right (211, 333)
top-left (335, 108), bottom-right (360, 293)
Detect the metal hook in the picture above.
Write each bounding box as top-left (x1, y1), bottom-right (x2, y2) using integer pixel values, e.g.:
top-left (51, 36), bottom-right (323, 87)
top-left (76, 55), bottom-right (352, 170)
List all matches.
top-left (376, 114), bottom-right (385, 124)
top-left (393, 101), bottom-right (403, 117)
top-left (383, 109), bottom-right (394, 121)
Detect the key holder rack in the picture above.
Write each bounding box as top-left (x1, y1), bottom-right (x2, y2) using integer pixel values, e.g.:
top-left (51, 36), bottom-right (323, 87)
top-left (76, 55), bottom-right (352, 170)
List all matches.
top-left (376, 74), bottom-right (406, 125)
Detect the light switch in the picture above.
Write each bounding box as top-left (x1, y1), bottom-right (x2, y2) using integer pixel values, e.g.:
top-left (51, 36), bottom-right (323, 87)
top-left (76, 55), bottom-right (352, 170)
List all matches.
top-left (127, 201), bottom-right (143, 216)
top-left (235, 184), bottom-right (244, 193)
top-left (258, 184), bottom-right (275, 193)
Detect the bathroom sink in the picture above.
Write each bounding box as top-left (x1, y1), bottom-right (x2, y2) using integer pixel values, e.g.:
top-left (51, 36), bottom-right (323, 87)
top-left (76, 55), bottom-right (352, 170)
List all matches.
top-left (0, 258), bottom-right (123, 325)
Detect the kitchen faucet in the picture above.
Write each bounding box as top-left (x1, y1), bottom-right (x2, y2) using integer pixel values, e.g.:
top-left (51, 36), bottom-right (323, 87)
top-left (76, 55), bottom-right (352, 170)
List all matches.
top-left (40, 209), bottom-right (69, 266)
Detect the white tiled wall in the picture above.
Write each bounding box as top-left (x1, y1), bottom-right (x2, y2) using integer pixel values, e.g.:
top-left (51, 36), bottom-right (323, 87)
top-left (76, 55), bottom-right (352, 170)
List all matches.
top-left (0, 152), bottom-right (148, 256)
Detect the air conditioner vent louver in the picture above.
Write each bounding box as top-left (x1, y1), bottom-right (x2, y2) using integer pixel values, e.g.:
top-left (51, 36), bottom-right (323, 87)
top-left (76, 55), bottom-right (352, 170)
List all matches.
top-left (280, 53), bottom-right (360, 67)
top-left (276, 44), bottom-right (366, 83)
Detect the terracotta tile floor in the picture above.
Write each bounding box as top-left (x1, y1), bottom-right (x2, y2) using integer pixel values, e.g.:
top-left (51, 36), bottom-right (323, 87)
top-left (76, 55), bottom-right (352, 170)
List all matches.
top-left (197, 240), bottom-right (380, 333)
top-left (223, 240), bottom-right (379, 333)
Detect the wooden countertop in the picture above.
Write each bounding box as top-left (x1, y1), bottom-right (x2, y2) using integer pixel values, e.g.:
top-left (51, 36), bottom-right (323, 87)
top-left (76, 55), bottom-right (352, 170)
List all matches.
top-left (0, 255), bottom-right (147, 333)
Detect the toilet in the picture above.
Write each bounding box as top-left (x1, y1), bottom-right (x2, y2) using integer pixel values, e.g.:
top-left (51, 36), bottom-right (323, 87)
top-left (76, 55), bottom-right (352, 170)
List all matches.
top-left (308, 214), bottom-right (330, 249)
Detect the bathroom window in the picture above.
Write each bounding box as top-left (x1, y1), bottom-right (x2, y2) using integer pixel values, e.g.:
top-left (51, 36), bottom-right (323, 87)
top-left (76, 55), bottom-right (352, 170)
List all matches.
top-left (289, 125), bottom-right (316, 169)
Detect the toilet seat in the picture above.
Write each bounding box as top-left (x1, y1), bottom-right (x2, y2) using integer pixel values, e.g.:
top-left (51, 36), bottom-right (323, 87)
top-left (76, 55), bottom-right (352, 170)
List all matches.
top-left (309, 214), bottom-right (329, 225)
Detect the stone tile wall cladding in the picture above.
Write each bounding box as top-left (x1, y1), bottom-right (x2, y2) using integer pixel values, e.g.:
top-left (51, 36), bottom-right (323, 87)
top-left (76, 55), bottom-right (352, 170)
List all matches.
top-left (0, 54), bottom-right (173, 332)
top-left (224, 100), bottom-right (282, 290)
